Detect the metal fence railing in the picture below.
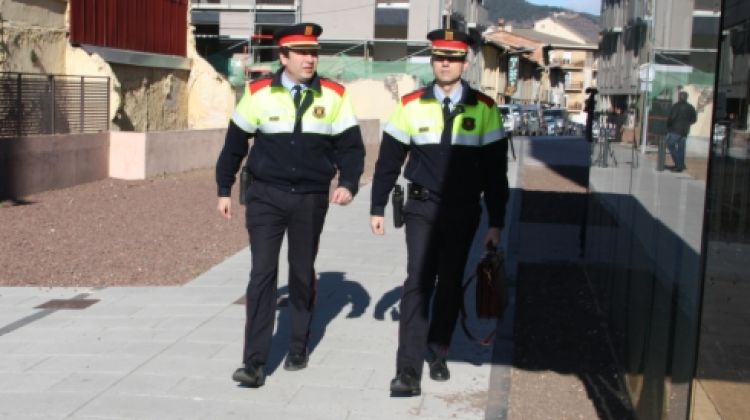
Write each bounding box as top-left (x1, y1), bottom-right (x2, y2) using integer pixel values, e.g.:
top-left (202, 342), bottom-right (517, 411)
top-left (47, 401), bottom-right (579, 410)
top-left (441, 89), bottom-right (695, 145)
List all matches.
top-left (0, 72), bottom-right (110, 138)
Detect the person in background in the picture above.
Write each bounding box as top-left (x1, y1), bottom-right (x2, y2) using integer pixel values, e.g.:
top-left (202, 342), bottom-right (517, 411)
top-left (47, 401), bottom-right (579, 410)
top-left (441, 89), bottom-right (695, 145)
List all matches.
top-left (584, 87), bottom-right (598, 143)
top-left (666, 91), bottom-right (697, 172)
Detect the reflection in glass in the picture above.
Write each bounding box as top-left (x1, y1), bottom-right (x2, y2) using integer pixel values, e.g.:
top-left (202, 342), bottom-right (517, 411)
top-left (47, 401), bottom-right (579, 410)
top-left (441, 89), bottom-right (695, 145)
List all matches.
top-left (588, 0), bottom-right (721, 417)
top-left (694, 2), bottom-right (750, 417)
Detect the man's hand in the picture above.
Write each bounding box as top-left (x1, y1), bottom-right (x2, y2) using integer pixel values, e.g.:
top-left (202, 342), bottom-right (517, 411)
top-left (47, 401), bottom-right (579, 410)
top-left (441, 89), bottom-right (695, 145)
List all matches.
top-left (484, 227), bottom-right (501, 249)
top-left (370, 216), bottom-right (385, 235)
top-left (217, 197), bottom-right (232, 219)
top-left (330, 187), bottom-right (353, 205)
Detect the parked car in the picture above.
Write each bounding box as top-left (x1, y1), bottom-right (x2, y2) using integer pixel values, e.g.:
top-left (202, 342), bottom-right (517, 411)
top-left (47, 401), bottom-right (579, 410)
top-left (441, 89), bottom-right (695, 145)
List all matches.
top-left (542, 108), bottom-right (570, 135)
top-left (543, 116), bottom-right (557, 136)
top-left (568, 121), bottom-right (584, 137)
top-left (518, 104), bottom-right (542, 136)
top-left (497, 105), bottom-right (517, 136)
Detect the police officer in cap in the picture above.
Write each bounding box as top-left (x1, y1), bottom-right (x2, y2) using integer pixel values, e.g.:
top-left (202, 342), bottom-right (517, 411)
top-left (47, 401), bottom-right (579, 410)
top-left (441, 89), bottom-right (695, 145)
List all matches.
top-left (216, 22), bottom-right (365, 388)
top-left (370, 28), bottom-right (509, 396)
top-left (584, 87), bottom-right (598, 142)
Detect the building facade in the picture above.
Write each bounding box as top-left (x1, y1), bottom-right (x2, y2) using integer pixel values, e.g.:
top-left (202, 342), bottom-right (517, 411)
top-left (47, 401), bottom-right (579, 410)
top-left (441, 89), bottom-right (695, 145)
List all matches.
top-left (482, 28), bottom-right (547, 106)
top-left (525, 13), bottom-right (600, 123)
top-left (481, 24), bottom-right (598, 125)
top-left (191, 0), bottom-right (490, 81)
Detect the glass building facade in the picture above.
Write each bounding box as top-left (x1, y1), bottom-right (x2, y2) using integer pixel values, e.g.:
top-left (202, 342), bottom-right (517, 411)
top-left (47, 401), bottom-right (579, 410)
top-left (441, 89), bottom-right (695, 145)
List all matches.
top-left (586, 0), bottom-right (749, 418)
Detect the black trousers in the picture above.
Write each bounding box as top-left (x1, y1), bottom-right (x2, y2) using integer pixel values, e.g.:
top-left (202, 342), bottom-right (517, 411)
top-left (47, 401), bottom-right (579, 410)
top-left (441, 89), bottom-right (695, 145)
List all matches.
top-left (396, 198), bottom-right (481, 377)
top-left (242, 181), bottom-right (329, 365)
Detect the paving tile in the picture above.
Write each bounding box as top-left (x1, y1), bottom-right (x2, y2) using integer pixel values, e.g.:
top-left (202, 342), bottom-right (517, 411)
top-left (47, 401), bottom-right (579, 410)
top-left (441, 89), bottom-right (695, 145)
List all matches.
top-left (27, 354), bottom-right (146, 374)
top-left (0, 339), bottom-right (26, 354)
top-left (180, 324), bottom-right (239, 343)
top-left (157, 341), bottom-right (225, 359)
top-left (10, 339), bottom-right (166, 357)
top-left (192, 400), bottom-right (349, 420)
top-left (0, 391), bottom-right (93, 419)
top-left (289, 385), bottom-right (422, 417)
top-left (208, 342), bottom-right (243, 361)
top-left (134, 354), bottom-right (236, 378)
top-left (317, 349), bottom-right (394, 368)
top-left (166, 376), bottom-right (302, 405)
top-left (0, 371), bottom-right (70, 393)
top-left (71, 394), bottom-right (210, 420)
top-left (49, 372), bottom-right (122, 393)
top-left (0, 354), bottom-right (50, 372)
top-left (105, 373), bottom-right (183, 396)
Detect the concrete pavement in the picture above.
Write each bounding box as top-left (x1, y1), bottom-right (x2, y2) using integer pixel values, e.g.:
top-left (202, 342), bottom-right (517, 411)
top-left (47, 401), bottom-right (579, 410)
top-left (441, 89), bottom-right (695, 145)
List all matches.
top-left (0, 150), bottom-right (521, 419)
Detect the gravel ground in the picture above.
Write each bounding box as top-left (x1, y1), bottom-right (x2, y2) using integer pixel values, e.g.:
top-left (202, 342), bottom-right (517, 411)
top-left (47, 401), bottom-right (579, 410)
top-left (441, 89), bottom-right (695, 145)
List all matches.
top-left (0, 169), bottom-right (248, 287)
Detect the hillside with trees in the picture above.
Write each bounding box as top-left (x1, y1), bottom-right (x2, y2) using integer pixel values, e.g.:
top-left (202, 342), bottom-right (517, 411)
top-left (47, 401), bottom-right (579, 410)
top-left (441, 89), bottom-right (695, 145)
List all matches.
top-left (485, 0), bottom-right (600, 28)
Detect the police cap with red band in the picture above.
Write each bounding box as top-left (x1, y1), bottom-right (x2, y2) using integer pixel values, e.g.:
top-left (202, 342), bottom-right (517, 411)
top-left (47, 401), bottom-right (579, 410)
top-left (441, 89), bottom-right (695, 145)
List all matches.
top-left (427, 29), bottom-right (471, 57)
top-left (274, 23), bottom-right (322, 50)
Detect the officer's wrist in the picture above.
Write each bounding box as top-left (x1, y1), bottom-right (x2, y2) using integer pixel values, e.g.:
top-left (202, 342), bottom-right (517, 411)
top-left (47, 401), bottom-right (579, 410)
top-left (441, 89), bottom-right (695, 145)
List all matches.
top-left (338, 181), bottom-right (357, 197)
top-left (371, 205), bottom-right (386, 216)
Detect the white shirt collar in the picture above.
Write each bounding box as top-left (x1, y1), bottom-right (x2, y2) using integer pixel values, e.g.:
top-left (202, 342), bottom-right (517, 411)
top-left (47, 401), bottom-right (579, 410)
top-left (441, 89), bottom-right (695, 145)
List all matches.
top-left (433, 84), bottom-right (463, 109)
top-left (281, 71), bottom-right (307, 92)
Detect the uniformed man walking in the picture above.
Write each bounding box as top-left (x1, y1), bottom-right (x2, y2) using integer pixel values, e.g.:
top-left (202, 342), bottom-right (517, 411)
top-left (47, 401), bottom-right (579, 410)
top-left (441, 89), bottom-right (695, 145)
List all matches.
top-left (369, 29), bottom-right (509, 396)
top-left (216, 23), bottom-right (365, 388)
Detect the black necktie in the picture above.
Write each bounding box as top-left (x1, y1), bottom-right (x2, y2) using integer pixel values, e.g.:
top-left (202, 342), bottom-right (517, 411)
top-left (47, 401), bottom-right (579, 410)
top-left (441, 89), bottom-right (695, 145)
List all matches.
top-left (442, 97), bottom-right (452, 122)
top-left (440, 97), bottom-right (453, 148)
top-left (292, 85), bottom-right (302, 110)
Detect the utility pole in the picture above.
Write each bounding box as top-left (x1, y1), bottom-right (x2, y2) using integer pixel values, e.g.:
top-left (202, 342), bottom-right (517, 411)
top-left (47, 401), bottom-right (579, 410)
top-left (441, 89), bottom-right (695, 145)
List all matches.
top-left (445, 0), bottom-right (452, 29)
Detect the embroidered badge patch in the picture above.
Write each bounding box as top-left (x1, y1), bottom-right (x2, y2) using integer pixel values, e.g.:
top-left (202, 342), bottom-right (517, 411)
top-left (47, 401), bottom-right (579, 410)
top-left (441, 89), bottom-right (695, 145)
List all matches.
top-left (462, 117), bottom-right (475, 131)
top-left (269, 116), bottom-right (280, 122)
top-left (419, 127), bottom-right (429, 133)
top-left (313, 106), bottom-right (326, 119)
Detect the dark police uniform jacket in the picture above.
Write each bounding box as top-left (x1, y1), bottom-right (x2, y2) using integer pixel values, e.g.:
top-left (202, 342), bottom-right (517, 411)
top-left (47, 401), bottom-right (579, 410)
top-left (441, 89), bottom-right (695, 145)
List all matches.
top-left (370, 81), bottom-right (509, 228)
top-left (216, 69), bottom-right (364, 196)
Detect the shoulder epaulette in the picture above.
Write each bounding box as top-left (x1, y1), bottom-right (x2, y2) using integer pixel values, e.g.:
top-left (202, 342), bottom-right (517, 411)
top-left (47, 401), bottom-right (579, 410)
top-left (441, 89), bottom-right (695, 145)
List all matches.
top-left (248, 77), bottom-right (273, 95)
top-left (321, 78), bottom-right (346, 96)
top-left (401, 89), bottom-right (425, 105)
top-left (476, 91), bottom-right (496, 108)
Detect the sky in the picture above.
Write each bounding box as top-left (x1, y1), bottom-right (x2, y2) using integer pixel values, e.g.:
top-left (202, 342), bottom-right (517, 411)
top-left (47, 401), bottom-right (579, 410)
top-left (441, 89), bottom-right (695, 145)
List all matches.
top-left (527, 0), bottom-right (601, 15)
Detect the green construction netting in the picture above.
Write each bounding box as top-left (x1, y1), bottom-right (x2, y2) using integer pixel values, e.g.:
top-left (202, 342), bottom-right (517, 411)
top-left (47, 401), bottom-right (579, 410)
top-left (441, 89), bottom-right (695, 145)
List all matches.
top-left (230, 57), bottom-right (433, 86)
top-left (648, 69), bottom-right (716, 101)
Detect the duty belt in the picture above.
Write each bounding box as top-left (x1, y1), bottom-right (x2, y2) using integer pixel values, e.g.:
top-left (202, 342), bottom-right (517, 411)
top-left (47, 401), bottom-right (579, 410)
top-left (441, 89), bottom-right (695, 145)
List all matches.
top-left (408, 183), bottom-right (440, 203)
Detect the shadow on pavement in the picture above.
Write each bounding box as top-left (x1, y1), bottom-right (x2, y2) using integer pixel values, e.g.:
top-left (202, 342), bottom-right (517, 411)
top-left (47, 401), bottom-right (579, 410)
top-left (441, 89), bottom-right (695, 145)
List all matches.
top-left (267, 271), bottom-right (370, 374)
top-left (373, 285), bottom-right (402, 321)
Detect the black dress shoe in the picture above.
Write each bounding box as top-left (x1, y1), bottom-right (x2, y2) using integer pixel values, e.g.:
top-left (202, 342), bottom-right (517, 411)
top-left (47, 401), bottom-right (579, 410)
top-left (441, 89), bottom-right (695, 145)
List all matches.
top-left (232, 362), bottom-right (266, 387)
top-left (283, 352), bottom-right (308, 371)
top-left (390, 368), bottom-right (421, 397)
top-left (428, 357), bottom-right (450, 381)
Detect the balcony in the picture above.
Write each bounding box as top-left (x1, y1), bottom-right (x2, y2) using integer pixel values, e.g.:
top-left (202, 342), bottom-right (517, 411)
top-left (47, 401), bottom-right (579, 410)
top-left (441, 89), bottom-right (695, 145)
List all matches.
top-left (567, 102), bottom-right (583, 111)
top-left (564, 82), bottom-right (584, 91)
top-left (549, 59), bottom-right (586, 68)
top-left (192, 0), bottom-right (295, 9)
